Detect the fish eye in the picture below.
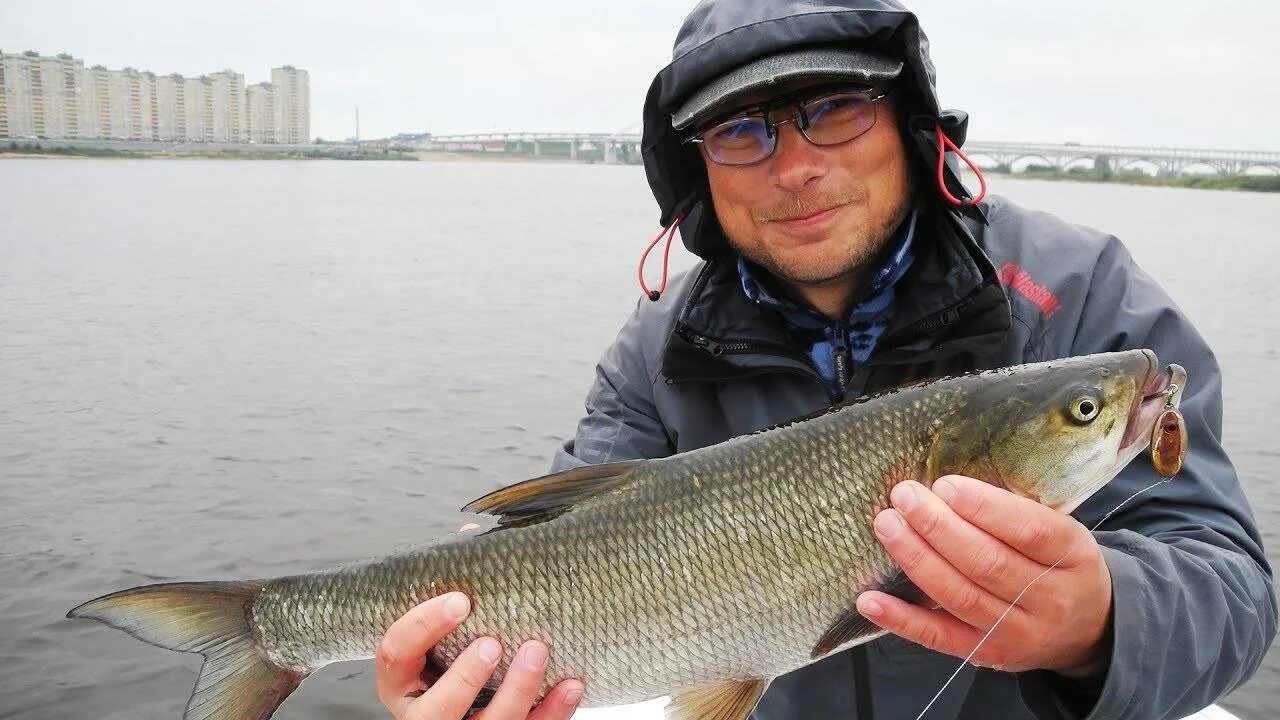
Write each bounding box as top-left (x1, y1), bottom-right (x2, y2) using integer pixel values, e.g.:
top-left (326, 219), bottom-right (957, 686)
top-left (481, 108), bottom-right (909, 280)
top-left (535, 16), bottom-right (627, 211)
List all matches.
top-left (1068, 394), bottom-right (1103, 423)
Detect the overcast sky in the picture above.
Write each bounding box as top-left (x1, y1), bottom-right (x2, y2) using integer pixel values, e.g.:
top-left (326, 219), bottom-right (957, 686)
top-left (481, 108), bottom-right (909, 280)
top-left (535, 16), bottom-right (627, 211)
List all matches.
top-left (3, 1), bottom-right (1277, 149)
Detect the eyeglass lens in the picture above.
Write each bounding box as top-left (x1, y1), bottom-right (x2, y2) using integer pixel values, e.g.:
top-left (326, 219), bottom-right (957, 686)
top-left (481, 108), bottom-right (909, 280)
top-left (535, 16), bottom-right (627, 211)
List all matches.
top-left (701, 91), bottom-right (879, 166)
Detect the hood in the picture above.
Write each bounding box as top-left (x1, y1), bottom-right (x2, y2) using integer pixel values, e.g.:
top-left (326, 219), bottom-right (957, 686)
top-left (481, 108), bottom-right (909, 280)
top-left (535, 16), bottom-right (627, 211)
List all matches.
top-left (642, 0), bottom-right (976, 259)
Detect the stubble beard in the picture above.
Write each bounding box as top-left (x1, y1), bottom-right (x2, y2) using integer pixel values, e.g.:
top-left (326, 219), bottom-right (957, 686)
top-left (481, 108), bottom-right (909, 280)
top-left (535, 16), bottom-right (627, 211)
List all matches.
top-left (740, 189), bottom-right (913, 289)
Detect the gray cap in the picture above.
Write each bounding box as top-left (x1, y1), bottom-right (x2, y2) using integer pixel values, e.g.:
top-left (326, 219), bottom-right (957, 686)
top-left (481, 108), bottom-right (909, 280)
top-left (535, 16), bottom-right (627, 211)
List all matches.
top-left (671, 46), bottom-right (904, 132)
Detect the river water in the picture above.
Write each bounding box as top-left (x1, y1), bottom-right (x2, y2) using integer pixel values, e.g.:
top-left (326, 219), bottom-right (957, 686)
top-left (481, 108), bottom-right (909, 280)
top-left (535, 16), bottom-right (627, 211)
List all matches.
top-left (0, 159), bottom-right (1276, 719)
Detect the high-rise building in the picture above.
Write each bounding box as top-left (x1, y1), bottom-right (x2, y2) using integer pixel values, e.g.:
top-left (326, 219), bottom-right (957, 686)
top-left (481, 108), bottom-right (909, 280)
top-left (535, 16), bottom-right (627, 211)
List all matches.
top-left (206, 70), bottom-right (245, 143)
top-left (0, 85), bottom-right (7, 138)
top-left (154, 74), bottom-right (181, 141)
top-left (85, 65), bottom-right (114, 139)
top-left (1, 52), bottom-right (33, 138)
top-left (0, 51), bottom-right (309, 143)
top-left (246, 82), bottom-right (276, 143)
top-left (271, 66), bottom-right (309, 144)
top-left (185, 75), bottom-right (208, 142)
top-left (0, 51), bottom-right (89, 139)
top-left (75, 65), bottom-right (132, 140)
top-left (52, 53), bottom-right (83, 139)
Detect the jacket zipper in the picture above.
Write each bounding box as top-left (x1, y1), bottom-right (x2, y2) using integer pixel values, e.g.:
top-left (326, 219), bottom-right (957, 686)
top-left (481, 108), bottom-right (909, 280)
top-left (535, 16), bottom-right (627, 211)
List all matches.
top-left (686, 334), bottom-right (762, 356)
top-left (679, 327), bottom-right (845, 403)
top-left (831, 325), bottom-right (851, 391)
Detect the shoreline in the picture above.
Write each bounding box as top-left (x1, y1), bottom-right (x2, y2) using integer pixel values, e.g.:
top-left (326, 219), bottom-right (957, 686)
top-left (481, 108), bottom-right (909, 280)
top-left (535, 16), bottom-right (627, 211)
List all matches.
top-left (0, 143), bottom-right (417, 161)
top-left (980, 168), bottom-right (1280, 193)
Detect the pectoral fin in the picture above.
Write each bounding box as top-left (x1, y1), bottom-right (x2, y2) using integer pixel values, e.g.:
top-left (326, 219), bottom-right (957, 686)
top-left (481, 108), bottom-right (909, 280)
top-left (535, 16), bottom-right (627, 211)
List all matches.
top-left (812, 571), bottom-right (928, 658)
top-left (812, 604), bottom-right (882, 659)
top-left (666, 678), bottom-right (770, 720)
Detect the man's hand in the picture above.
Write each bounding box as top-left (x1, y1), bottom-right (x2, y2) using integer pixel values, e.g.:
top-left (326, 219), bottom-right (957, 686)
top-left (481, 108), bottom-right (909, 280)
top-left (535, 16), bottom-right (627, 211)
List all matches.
top-left (855, 475), bottom-right (1113, 678)
top-left (376, 592), bottom-right (585, 720)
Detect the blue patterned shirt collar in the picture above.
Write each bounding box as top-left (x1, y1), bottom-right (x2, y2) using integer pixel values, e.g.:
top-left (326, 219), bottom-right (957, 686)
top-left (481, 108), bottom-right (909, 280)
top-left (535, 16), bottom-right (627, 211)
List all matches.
top-left (736, 209), bottom-right (919, 393)
top-left (738, 209), bottom-right (917, 325)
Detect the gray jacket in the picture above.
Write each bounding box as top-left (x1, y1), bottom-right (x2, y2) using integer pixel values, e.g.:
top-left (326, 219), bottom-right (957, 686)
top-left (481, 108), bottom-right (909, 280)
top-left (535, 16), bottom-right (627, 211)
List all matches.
top-left (552, 1), bottom-right (1276, 718)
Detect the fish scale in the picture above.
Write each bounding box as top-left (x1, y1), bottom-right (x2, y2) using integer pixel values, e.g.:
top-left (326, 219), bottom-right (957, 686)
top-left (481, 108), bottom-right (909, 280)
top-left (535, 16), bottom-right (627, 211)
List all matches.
top-left (67, 350), bottom-right (1183, 720)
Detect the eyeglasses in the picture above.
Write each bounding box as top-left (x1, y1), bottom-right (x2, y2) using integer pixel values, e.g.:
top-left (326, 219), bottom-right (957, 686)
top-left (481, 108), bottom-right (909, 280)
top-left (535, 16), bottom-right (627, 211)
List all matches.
top-left (686, 87), bottom-right (889, 166)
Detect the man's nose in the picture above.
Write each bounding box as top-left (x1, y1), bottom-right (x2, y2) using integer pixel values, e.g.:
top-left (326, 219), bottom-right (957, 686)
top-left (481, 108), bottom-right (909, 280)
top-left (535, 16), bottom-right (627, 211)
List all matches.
top-left (770, 121), bottom-right (827, 192)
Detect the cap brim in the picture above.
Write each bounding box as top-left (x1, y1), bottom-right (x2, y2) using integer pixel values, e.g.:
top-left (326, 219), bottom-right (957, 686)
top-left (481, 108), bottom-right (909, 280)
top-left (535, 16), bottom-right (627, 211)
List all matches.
top-left (672, 47), bottom-right (904, 132)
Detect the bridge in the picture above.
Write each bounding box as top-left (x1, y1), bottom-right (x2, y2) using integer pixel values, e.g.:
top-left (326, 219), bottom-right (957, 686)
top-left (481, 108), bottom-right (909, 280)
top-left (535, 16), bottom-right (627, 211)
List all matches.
top-left (421, 132), bottom-right (643, 164)
top-left (963, 141), bottom-right (1280, 177)
top-left (411, 134), bottom-right (1280, 176)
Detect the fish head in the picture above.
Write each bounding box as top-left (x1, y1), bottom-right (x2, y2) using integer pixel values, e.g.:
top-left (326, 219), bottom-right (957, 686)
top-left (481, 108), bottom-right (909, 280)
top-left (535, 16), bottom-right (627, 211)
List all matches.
top-left (926, 349), bottom-right (1186, 514)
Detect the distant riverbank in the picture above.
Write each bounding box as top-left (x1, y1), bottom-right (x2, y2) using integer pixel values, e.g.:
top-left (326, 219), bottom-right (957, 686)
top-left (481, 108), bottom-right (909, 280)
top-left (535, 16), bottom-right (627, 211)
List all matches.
top-left (0, 142), bottom-right (417, 161)
top-left (987, 167), bottom-right (1280, 192)
top-left (409, 150), bottom-right (588, 163)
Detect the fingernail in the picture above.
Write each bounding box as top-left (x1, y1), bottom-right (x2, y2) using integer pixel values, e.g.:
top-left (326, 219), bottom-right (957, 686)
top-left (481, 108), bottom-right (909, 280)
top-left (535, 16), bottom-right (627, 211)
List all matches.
top-left (444, 592), bottom-right (470, 621)
top-left (522, 641), bottom-right (548, 671)
top-left (875, 510), bottom-right (904, 539)
top-left (891, 482), bottom-right (918, 511)
top-left (563, 684), bottom-right (584, 706)
top-left (857, 595), bottom-right (884, 616)
top-left (475, 637), bottom-right (502, 664)
top-left (933, 477), bottom-right (957, 504)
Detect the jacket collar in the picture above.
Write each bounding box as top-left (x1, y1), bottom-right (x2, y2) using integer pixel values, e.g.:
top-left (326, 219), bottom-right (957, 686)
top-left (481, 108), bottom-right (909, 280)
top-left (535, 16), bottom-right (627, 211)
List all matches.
top-left (661, 201), bottom-right (1011, 385)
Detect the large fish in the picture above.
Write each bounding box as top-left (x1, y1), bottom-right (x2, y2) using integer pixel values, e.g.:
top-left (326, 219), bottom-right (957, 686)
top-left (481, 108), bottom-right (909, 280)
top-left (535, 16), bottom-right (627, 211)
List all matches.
top-left (68, 350), bottom-right (1186, 720)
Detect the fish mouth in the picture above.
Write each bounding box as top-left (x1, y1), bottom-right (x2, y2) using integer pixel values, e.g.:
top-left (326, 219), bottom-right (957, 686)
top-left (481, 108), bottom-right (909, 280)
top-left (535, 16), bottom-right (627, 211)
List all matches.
top-left (1120, 352), bottom-right (1187, 452)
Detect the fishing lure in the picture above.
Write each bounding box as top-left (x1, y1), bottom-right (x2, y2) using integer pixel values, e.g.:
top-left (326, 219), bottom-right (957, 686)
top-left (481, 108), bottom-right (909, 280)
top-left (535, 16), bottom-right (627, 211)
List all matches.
top-left (1150, 386), bottom-right (1187, 478)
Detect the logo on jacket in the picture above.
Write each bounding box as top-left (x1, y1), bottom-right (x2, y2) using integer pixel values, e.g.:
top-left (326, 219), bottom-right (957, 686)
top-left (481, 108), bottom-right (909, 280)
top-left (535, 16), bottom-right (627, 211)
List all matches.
top-left (997, 262), bottom-right (1061, 318)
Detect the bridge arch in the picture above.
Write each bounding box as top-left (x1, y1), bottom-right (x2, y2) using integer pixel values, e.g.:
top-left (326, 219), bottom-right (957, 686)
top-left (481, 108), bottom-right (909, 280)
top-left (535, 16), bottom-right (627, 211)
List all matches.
top-left (963, 152), bottom-right (1006, 170)
top-left (1010, 155), bottom-right (1061, 173)
top-left (1175, 161), bottom-right (1222, 177)
top-left (1061, 156), bottom-right (1095, 172)
top-left (1117, 158), bottom-right (1160, 176)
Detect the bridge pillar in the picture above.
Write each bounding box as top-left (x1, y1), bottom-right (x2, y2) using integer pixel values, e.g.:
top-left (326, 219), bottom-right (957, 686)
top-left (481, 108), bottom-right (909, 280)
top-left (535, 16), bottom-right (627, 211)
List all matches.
top-left (570, 139), bottom-right (578, 160)
top-left (534, 140), bottom-right (542, 157)
top-left (605, 142), bottom-right (618, 165)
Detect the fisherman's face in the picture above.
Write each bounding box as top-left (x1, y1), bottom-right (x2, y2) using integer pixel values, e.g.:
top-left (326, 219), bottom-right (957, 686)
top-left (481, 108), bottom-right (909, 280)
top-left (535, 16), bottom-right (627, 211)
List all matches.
top-left (702, 91), bottom-right (912, 289)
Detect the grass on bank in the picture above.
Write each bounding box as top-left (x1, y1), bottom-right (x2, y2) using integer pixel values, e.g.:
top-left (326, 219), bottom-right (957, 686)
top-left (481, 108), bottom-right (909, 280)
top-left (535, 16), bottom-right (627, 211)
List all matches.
top-left (995, 163), bottom-right (1280, 193)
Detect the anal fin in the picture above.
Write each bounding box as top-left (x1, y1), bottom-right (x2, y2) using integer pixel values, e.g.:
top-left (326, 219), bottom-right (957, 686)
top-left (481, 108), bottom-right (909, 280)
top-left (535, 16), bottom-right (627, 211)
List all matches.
top-left (666, 678), bottom-right (770, 720)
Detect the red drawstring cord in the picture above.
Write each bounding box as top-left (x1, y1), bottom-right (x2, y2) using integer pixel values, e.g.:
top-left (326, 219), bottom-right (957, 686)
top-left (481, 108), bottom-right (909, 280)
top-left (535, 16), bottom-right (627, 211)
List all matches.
top-left (638, 212), bottom-right (686, 301)
top-left (935, 123), bottom-right (988, 207)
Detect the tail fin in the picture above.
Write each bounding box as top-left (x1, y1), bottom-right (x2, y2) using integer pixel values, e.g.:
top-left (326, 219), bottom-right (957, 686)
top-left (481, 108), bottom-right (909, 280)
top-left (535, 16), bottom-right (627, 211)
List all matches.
top-left (67, 581), bottom-right (309, 720)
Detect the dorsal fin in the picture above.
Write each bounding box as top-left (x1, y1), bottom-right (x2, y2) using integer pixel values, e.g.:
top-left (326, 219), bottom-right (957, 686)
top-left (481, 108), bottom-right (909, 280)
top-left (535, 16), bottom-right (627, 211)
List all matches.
top-left (461, 461), bottom-right (644, 530)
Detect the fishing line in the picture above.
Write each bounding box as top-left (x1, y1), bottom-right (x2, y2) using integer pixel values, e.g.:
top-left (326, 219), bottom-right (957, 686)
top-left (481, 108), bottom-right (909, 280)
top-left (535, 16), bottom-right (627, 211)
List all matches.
top-left (911, 472), bottom-right (1178, 720)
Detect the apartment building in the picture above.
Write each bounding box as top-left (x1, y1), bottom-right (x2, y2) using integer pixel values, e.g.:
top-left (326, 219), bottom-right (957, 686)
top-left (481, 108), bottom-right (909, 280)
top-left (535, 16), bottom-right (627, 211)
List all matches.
top-left (246, 82), bottom-right (276, 144)
top-left (270, 65), bottom-right (309, 144)
top-left (0, 51), bottom-right (309, 143)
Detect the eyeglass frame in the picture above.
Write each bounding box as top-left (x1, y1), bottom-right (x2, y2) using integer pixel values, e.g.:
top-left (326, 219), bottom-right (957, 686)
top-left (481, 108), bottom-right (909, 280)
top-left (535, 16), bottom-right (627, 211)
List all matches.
top-left (684, 84), bottom-right (891, 166)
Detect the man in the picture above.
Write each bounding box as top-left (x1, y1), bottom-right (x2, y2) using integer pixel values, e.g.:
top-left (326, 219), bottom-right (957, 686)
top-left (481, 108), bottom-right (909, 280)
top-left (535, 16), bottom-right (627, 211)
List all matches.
top-left (376, 2), bottom-right (1276, 719)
